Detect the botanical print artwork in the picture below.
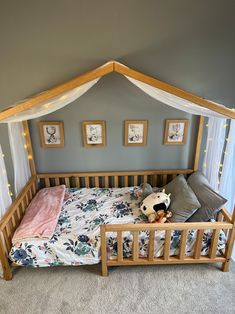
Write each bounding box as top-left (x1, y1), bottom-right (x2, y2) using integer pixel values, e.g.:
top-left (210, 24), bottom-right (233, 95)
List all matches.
top-left (167, 122), bottom-right (185, 142)
top-left (164, 120), bottom-right (189, 145)
top-left (39, 121), bottom-right (64, 148)
top-left (124, 120), bottom-right (148, 146)
top-left (82, 120), bottom-right (106, 147)
top-left (86, 124), bottom-right (102, 144)
top-left (128, 123), bottom-right (144, 144)
top-left (43, 125), bottom-right (61, 145)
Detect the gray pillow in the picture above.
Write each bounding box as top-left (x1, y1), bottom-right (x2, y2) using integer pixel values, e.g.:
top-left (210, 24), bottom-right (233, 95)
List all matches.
top-left (161, 174), bottom-right (201, 222)
top-left (187, 171), bottom-right (227, 222)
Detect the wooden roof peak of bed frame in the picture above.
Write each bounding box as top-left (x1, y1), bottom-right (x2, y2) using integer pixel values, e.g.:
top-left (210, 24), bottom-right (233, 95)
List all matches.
top-left (0, 60), bottom-right (235, 121)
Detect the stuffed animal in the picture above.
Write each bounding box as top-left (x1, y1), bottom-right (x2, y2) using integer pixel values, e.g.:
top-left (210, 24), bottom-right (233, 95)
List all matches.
top-left (152, 209), bottom-right (172, 223)
top-left (140, 189), bottom-right (172, 223)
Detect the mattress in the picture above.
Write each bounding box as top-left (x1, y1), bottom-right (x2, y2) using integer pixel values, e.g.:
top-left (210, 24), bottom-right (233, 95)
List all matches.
top-left (9, 187), bottom-right (226, 267)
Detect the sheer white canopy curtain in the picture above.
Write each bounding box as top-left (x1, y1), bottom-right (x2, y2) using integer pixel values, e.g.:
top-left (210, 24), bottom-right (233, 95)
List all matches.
top-left (8, 122), bottom-right (31, 196)
top-left (219, 120), bottom-right (235, 259)
top-left (0, 144), bottom-right (12, 279)
top-left (203, 117), bottom-right (235, 206)
top-left (0, 145), bottom-right (12, 218)
top-left (1, 78), bottom-right (100, 123)
top-left (202, 117), bottom-right (227, 191)
top-left (220, 120), bottom-right (235, 212)
top-left (0, 74), bottom-right (229, 123)
top-left (203, 118), bottom-right (235, 259)
top-left (124, 76), bottom-right (227, 118)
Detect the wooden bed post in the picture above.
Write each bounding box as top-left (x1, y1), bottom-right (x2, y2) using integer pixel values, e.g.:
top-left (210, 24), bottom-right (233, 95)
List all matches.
top-left (222, 207), bottom-right (235, 272)
top-left (0, 232), bottom-right (12, 281)
top-left (194, 116), bottom-right (204, 171)
top-left (22, 120), bottom-right (36, 176)
top-left (100, 225), bottom-right (108, 276)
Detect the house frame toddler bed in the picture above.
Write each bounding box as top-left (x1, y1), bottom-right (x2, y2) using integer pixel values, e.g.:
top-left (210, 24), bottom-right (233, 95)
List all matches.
top-left (0, 61), bottom-right (235, 280)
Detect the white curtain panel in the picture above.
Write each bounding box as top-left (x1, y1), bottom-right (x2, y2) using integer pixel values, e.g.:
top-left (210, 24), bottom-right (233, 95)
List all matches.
top-left (1, 78), bottom-right (100, 123)
top-left (8, 122), bottom-right (31, 195)
top-left (0, 145), bottom-right (12, 218)
top-left (125, 76), bottom-right (227, 118)
top-left (202, 117), bottom-right (227, 191)
top-left (219, 120), bottom-right (235, 211)
top-left (219, 120), bottom-right (235, 260)
top-left (0, 145), bottom-right (12, 278)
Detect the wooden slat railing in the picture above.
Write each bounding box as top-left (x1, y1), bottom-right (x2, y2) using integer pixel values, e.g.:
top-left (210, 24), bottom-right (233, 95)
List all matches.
top-left (0, 176), bottom-right (38, 280)
top-left (194, 229), bottom-right (204, 259)
top-left (220, 208), bottom-right (233, 223)
top-left (132, 231), bottom-right (139, 262)
top-left (37, 169), bottom-right (194, 189)
top-left (117, 231), bottom-right (123, 262)
top-left (148, 230), bottom-right (155, 261)
top-left (164, 230), bottom-right (172, 260)
top-left (179, 230), bottom-right (188, 260)
top-left (100, 220), bottom-right (234, 276)
top-left (209, 229), bottom-right (220, 259)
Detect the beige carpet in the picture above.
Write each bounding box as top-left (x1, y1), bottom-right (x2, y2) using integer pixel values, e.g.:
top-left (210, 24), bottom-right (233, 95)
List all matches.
top-left (0, 263), bottom-right (234, 314)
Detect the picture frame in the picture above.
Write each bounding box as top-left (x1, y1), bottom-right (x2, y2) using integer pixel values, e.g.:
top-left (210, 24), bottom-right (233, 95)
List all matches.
top-left (82, 120), bottom-right (106, 147)
top-left (39, 121), bottom-right (64, 148)
top-left (164, 119), bottom-right (189, 145)
top-left (124, 120), bottom-right (148, 146)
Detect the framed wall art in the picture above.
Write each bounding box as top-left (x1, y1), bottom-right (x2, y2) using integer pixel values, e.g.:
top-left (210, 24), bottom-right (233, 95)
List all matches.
top-left (82, 120), bottom-right (106, 147)
top-left (164, 119), bottom-right (189, 145)
top-left (124, 120), bottom-right (148, 146)
top-left (39, 121), bottom-right (64, 148)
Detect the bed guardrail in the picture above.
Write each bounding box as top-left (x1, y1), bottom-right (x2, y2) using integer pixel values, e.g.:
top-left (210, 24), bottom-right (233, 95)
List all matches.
top-left (100, 209), bottom-right (235, 276)
top-left (37, 169), bottom-right (194, 189)
top-left (0, 176), bottom-right (38, 280)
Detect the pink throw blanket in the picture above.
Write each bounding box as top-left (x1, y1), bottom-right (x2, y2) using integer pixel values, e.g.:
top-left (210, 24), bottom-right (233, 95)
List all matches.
top-left (12, 185), bottom-right (66, 244)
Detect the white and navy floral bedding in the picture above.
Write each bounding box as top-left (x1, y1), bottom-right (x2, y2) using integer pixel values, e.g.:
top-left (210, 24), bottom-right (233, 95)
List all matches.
top-left (9, 187), bottom-right (226, 267)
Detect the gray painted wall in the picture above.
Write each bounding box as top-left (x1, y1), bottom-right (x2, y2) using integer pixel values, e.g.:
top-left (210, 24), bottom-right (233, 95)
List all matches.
top-left (0, 0), bottom-right (234, 190)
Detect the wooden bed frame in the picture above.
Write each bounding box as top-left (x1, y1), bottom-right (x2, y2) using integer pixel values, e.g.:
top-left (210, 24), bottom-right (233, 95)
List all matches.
top-left (0, 62), bottom-right (235, 280)
top-left (0, 169), bottom-right (234, 280)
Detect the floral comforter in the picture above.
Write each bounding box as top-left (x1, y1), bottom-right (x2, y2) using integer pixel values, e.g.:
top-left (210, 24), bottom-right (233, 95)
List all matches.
top-left (9, 187), bottom-right (226, 267)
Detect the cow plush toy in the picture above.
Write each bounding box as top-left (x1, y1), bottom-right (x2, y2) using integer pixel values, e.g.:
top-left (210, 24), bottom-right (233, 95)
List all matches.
top-left (140, 189), bottom-right (172, 223)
